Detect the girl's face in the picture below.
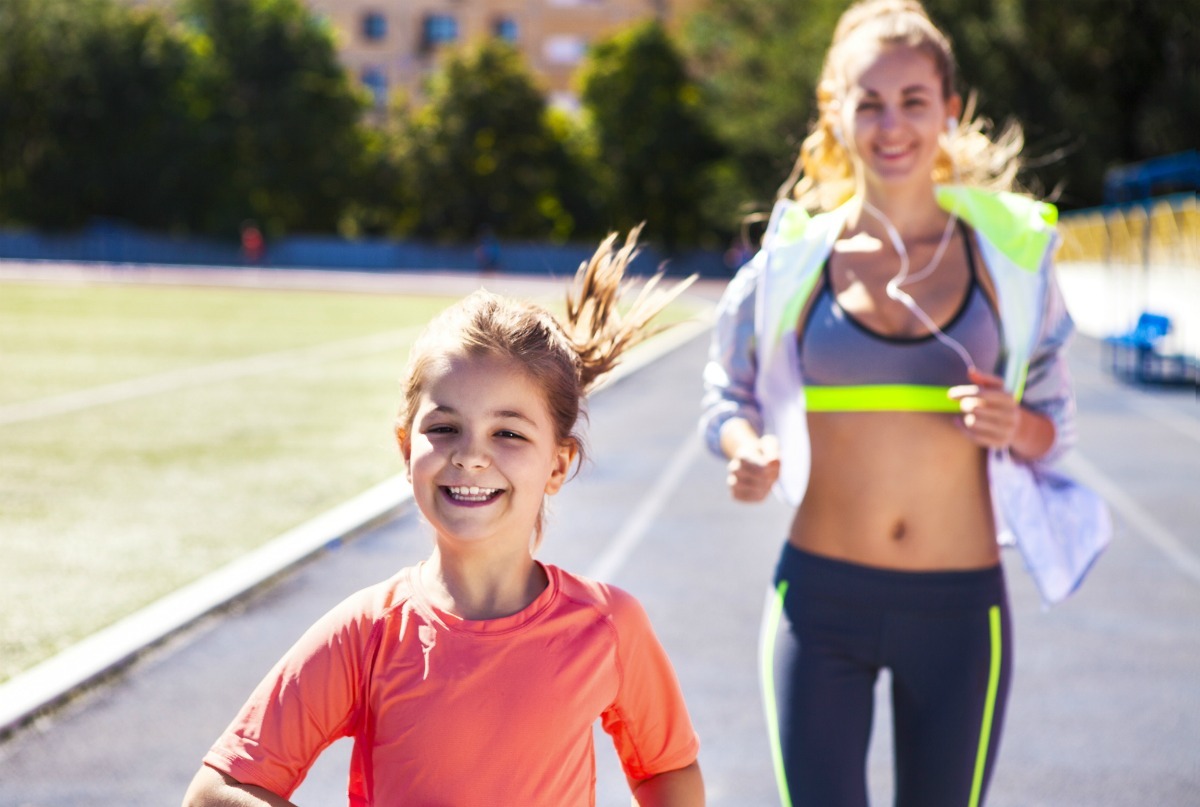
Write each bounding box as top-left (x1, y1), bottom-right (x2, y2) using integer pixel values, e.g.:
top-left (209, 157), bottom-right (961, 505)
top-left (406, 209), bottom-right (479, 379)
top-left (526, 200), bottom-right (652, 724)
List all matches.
top-left (400, 353), bottom-right (575, 554)
top-left (838, 42), bottom-right (960, 195)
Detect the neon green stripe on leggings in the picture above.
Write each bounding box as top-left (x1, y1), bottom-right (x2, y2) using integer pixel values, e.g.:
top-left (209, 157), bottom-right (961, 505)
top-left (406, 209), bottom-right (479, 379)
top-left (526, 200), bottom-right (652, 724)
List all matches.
top-left (969, 606), bottom-right (1003, 807)
top-left (761, 581), bottom-right (793, 807)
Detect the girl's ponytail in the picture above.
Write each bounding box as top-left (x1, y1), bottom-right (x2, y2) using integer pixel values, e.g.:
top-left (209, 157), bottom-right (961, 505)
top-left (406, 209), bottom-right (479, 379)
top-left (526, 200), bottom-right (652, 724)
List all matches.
top-left (563, 227), bottom-right (696, 394)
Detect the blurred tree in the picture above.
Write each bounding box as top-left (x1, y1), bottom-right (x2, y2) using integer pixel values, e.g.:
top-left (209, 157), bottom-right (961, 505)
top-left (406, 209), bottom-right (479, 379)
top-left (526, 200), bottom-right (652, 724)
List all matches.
top-left (683, 0), bottom-right (1199, 211)
top-left (0, 0), bottom-right (199, 230)
top-left (682, 0), bottom-right (845, 222)
top-left (926, 0), bottom-right (1200, 206)
top-left (180, 0), bottom-right (370, 236)
top-left (578, 21), bottom-right (724, 250)
top-left (393, 40), bottom-right (594, 242)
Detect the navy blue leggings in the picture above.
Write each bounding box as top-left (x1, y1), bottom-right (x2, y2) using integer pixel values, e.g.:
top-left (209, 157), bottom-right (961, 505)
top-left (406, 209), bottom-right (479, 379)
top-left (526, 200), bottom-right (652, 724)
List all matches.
top-left (762, 544), bottom-right (1012, 807)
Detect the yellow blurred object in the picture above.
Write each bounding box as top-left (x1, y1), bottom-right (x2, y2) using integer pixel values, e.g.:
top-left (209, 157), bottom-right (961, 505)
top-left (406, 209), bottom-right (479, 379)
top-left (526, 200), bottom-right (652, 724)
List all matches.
top-left (1058, 194), bottom-right (1199, 267)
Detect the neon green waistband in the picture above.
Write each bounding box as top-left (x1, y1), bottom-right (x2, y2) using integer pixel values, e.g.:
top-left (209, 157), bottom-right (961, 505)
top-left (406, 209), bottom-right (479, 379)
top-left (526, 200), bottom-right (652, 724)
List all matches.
top-left (804, 384), bottom-right (959, 413)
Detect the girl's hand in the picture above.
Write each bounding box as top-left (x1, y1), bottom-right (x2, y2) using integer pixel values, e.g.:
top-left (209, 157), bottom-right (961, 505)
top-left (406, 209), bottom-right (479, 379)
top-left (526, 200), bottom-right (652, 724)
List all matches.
top-left (726, 435), bottom-right (781, 502)
top-left (948, 368), bottom-right (1020, 449)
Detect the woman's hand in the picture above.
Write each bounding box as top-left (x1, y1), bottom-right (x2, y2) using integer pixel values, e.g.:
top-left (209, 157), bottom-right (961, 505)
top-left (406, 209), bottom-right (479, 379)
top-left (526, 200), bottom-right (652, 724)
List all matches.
top-left (948, 368), bottom-right (1019, 448)
top-left (949, 368), bottom-right (1054, 460)
top-left (726, 434), bottom-right (781, 503)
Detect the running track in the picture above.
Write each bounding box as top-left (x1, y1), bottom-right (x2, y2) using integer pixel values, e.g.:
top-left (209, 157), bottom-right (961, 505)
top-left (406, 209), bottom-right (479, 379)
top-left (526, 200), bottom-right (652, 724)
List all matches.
top-left (0, 273), bottom-right (1198, 806)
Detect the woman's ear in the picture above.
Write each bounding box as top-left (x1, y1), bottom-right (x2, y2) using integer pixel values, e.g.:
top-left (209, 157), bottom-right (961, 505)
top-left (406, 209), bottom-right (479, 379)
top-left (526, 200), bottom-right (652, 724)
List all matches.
top-left (544, 439), bottom-right (579, 496)
top-left (946, 93), bottom-right (963, 130)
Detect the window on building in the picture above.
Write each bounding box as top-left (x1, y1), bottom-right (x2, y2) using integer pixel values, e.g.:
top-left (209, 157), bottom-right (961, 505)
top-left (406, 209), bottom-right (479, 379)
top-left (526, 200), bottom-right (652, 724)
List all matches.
top-left (543, 35), bottom-right (587, 66)
top-left (421, 14), bottom-right (458, 51)
top-left (361, 67), bottom-right (389, 110)
top-left (493, 16), bottom-right (518, 43)
top-left (362, 11), bottom-right (387, 41)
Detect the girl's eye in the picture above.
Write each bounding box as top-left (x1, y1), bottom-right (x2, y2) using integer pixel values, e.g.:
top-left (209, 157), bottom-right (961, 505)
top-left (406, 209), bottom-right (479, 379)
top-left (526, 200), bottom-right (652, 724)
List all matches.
top-left (496, 430), bottom-right (525, 440)
top-left (425, 425), bottom-right (456, 435)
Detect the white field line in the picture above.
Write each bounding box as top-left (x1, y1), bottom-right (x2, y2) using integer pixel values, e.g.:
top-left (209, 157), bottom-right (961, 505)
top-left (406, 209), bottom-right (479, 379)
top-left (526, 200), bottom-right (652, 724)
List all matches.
top-left (0, 327), bottom-right (422, 427)
top-left (1062, 452), bottom-right (1200, 586)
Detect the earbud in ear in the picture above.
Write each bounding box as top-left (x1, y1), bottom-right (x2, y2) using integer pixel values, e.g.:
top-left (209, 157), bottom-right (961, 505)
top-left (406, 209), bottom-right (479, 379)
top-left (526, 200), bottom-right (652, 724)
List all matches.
top-left (832, 122), bottom-right (846, 147)
top-left (946, 116), bottom-right (958, 133)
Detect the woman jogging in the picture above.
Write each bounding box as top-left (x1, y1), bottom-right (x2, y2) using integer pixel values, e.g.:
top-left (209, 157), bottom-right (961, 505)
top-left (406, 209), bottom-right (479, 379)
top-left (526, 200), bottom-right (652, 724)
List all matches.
top-left (700, 1), bottom-right (1107, 805)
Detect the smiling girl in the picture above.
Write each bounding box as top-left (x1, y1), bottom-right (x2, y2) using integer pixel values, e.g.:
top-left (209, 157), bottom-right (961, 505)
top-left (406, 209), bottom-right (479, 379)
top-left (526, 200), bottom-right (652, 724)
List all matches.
top-left (184, 231), bottom-right (703, 807)
top-left (702, 1), bottom-right (1105, 805)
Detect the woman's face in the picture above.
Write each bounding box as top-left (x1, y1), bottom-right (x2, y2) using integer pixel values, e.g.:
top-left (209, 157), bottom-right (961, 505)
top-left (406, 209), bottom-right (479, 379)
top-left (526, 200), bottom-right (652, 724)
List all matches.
top-left (837, 42), bottom-right (960, 196)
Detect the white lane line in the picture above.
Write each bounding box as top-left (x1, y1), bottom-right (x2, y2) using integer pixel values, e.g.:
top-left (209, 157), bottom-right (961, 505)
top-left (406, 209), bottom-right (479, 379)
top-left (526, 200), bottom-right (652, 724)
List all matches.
top-left (0, 327), bottom-right (421, 427)
top-left (1119, 395), bottom-right (1200, 446)
top-left (1062, 452), bottom-right (1200, 586)
top-left (587, 433), bottom-right (702, 583)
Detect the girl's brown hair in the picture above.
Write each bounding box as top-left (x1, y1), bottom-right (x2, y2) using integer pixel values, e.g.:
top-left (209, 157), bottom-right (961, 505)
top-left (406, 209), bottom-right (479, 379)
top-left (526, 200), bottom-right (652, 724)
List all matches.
top-left (781, 0), bottom-right (1024, 212)
top-left (396, 228), bottom-right (693, 547)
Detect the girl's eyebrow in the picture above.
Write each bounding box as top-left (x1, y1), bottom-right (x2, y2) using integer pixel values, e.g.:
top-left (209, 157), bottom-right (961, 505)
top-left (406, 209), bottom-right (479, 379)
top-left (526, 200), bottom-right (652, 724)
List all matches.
top-left (427, 404), bottom-right (536, 425)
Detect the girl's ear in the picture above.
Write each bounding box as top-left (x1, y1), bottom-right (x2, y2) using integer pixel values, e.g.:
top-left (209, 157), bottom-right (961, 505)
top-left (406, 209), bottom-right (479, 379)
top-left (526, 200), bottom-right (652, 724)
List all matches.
top-left (544, 439), bottom-right (579, 496)
top-left (394, 422), bottom-right (412, 481)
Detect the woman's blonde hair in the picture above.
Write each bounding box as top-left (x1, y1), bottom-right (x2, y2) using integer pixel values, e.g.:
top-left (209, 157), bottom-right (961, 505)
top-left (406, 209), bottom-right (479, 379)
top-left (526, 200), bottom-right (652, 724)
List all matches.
top-left (782, 0), bottom-right (1024, 212)
top-left (396, 228), bottom-right (693, 548)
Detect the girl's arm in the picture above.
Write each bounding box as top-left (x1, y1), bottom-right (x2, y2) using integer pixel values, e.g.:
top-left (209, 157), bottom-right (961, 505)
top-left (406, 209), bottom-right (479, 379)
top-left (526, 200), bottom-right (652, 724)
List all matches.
top-left (629, 761), bottom-right (705, 806)
top-left (182, 766), bottom-right (296, 807)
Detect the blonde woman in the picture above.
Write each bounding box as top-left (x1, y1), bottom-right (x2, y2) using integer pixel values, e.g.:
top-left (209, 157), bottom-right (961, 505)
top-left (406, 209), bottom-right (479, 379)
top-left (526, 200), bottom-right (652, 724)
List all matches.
top-left (701, 2), bottom-right (1106, 805)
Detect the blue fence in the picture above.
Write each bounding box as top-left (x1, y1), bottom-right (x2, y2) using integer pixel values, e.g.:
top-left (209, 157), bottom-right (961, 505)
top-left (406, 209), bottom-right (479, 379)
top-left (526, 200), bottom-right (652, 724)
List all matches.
top-left (0, 224), bottom-right (733, 279)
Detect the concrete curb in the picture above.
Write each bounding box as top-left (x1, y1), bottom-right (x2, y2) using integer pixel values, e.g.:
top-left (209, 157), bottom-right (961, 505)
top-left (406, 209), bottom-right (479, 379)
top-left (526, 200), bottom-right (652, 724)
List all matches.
top-left (0, 314), bottom-right (713, 738)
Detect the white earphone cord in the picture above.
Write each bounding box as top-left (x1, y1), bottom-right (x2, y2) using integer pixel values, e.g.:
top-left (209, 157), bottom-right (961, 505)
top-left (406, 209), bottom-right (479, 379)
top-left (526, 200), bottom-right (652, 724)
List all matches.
top-left (861, 199), bottom-right (976, 372)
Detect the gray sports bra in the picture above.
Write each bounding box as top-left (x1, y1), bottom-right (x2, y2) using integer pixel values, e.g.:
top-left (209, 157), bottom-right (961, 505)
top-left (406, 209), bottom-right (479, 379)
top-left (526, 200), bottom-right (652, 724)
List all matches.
top-left (798, 224), bottom-right (1002, 412)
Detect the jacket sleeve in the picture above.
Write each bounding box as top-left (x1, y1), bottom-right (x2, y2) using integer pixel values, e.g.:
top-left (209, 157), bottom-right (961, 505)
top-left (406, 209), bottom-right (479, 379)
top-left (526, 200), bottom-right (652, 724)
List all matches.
top-left (700, 252), bottom-right (764, 457)
top-left (1020, 251), bottom-right (1077, 466)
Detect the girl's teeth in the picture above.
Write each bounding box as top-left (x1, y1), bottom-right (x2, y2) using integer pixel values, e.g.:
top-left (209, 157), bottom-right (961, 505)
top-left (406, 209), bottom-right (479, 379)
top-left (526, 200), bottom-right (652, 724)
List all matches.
top-left (448, 486), bottom-right (499, 501)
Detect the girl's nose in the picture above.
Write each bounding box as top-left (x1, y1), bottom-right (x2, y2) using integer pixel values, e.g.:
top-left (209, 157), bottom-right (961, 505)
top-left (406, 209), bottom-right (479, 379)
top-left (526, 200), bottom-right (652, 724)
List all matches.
top-left (452, 436), bottom-right (490, 470)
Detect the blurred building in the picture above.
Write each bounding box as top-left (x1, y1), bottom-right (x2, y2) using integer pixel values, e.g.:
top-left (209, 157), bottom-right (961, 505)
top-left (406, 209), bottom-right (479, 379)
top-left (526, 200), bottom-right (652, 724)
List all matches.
top-left (124, 0), bottom-right (702, 114)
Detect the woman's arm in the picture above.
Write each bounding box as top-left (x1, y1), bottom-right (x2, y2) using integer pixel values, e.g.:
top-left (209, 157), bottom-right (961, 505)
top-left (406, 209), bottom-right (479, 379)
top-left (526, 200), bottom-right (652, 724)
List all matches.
top-left (719, 418), bottom-right (780, 502)
top-left (182, 766), bottom-right (296, 807)
top-left (629, 761), bottom-right (705, 807)
top-left (949, 368), bottom-right (1056, 461)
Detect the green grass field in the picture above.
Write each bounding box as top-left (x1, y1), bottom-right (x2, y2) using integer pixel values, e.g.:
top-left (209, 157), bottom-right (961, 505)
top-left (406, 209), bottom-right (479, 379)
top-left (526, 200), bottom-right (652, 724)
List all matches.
top-left (0, 280), bottom-right (459, 683)
top-left (0, 275), bottom-right (706, 685)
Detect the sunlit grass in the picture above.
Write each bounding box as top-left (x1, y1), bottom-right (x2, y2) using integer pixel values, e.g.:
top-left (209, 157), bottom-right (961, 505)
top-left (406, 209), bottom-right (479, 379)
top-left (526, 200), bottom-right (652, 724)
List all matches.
top-left (0, 278), bottom-right (707, 683)
top-left (0, 282), bottom-right (455, 682)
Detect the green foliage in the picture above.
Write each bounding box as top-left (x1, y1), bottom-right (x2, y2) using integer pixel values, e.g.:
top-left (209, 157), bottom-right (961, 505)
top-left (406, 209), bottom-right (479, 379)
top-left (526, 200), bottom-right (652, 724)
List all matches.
top-left (683, 0), bottom-right (1200, 211)
top-left (180, 0), bottom-right (370, 235)
top-left (392, 41), bottom-right (596, 242)
top-left (925, 0), bottom-right (1200, 206)
top-left (578, 21), bottom-right (724, 249)
top-left (0, 0), bottom-right (198, 229)
top-left (683, 0), bottom-right (846, 218)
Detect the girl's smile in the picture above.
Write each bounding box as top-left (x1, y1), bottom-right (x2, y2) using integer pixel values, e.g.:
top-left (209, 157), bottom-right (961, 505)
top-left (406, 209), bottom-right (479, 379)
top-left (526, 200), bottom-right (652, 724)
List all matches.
top-left (402, 353), bottom-right (575, 552)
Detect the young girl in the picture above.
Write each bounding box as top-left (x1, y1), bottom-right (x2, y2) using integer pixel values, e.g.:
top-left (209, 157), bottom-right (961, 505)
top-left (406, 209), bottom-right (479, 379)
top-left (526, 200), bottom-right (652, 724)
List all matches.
top-left (184, 231), bottom-right (704, 806)
top-left (701, 1), bottom-right (1107, 805)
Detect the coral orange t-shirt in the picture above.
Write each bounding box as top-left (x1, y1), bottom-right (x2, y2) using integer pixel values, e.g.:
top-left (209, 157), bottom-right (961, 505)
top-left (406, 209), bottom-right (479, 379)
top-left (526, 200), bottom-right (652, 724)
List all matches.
top-left (203, 563), bottom-right (699, 805)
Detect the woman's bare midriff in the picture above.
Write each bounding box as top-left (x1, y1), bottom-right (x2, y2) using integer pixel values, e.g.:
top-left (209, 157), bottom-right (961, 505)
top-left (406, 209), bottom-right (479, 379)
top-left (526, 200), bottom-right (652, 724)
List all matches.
top-left (790, 410), bottom-right (1000, 571)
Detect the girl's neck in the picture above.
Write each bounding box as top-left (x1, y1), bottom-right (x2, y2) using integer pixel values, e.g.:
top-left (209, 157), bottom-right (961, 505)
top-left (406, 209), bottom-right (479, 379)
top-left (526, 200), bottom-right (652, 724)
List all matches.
top-left (420, 547), bottom-right (547, 621)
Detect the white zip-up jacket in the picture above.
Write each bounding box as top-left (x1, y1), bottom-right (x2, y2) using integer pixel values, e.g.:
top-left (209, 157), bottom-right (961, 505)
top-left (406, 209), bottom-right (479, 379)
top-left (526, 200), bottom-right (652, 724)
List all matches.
top-left (701, 186), bottom-right (1110, 603)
